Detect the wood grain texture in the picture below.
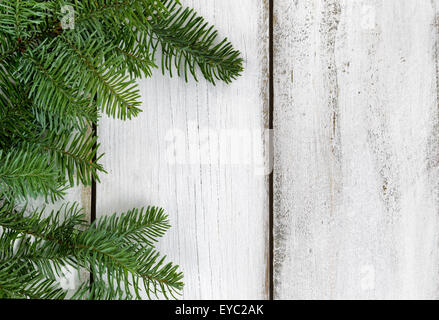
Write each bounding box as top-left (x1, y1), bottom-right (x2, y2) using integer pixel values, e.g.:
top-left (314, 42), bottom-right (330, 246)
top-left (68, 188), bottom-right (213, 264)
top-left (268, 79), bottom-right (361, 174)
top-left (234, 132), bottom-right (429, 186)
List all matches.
top-left (97, 0), bottom-right (270, 299)
top-left (274, 0), bottom-right (439, 299)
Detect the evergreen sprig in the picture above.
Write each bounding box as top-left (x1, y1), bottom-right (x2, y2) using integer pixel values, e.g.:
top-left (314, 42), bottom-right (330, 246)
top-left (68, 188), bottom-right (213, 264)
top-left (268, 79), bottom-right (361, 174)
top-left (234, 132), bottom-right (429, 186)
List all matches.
top-left (0, 147), bottom-right (66, 202)
top-left (0, 203), bottom-right (183, 299)
top-left (0, 0), bottom-right (242, 299)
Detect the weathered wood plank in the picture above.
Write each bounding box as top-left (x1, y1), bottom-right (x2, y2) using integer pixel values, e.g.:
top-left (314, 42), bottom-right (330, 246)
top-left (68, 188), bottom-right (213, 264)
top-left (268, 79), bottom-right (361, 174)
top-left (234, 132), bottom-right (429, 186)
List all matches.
top-left (274, 0), bottom-right (439, 299)
top-left (97, 0), bottom-right (270, 299)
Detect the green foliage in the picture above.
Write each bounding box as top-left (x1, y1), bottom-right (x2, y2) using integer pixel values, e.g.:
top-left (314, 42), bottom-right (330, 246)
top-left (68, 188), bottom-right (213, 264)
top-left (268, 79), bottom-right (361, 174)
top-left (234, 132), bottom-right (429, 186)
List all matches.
top-left (150, 1), bottom-right (243, 83)
top-left (0, 0), bottom-right (242, 299)
top-left (0, 203), bottom-right (183, 299)
top-left (0, 147), bottom-right (66, 202)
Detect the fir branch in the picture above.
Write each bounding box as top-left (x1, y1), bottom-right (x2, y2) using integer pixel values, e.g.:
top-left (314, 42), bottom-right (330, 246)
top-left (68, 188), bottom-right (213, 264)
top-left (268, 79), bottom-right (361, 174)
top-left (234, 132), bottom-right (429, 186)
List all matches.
top-left (90, 207), bottom-right (170, 247)
top-left (0, 0), bottom-right (54, 40)
top-left (60, 34), bottom-right (142, 120)
top-left (0, 260), bottom-right (67, 299)
top-left (146, 0), bottom-right (243, 84)
top-left (112, 28), bottom-right (157, 79)
top-left (72, 0), bottom-right (242, 84)
top-left (0, 203), bottom-right (183, 299)
top-left (0, 229), bottom-right (74, 281)
top-left (33, 130), bottom-right (106, 186)
top-left (17, 40), bottom-right (98, 130)
top-left (73, 0), bottom-right (166, 29)
top-left (0, 147), bottom-right (66, 202)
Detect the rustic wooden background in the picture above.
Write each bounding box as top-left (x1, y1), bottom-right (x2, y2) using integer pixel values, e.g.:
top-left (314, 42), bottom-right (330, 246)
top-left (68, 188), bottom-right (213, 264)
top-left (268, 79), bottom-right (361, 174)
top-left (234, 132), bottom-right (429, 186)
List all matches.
top-left (62, 0), bottom-right (439, 299)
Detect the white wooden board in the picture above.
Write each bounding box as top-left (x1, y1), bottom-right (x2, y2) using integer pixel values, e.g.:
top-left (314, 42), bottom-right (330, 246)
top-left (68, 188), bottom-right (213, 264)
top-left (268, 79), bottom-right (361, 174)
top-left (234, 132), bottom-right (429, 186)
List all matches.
top-left (274, 0), bottom-right (439, 299)
top-left (97, 0), bottom-right (270, 299)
